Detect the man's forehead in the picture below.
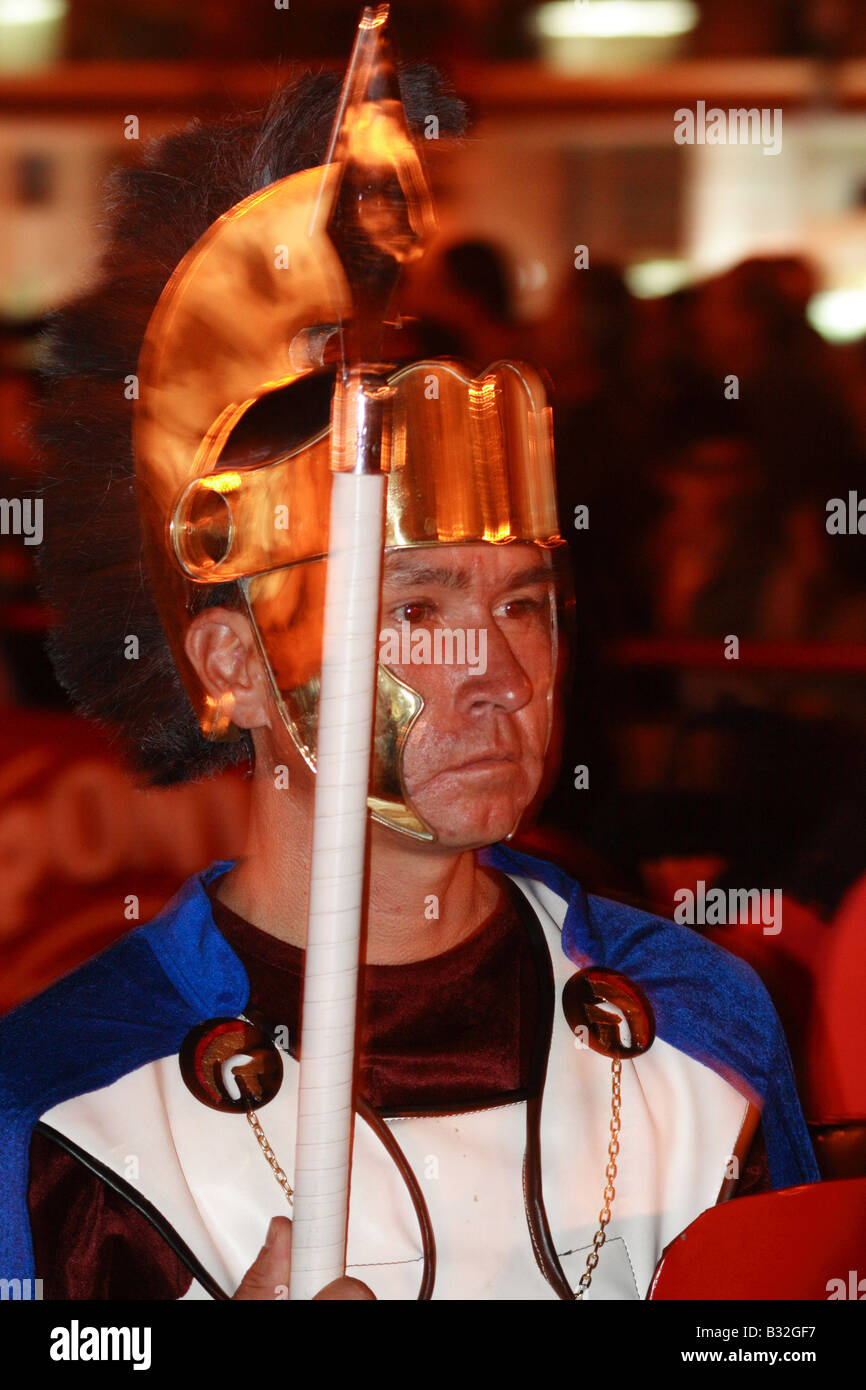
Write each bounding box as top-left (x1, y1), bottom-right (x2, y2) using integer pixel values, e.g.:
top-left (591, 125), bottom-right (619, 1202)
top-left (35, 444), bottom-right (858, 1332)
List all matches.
top-left (383, 543), bottom-right (552, 589)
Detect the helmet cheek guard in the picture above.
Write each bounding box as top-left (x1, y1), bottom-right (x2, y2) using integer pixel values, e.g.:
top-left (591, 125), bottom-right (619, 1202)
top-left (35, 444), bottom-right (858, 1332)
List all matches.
top-left (134, 140), bottom-right (566, 842)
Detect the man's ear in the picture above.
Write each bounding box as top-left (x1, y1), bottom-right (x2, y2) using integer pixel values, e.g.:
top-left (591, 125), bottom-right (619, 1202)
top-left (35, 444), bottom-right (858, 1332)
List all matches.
top-left (184, 607), bottom-right (273, 731)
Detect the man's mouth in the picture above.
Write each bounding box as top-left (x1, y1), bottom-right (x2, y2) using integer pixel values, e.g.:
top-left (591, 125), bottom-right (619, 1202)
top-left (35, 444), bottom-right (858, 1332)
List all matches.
top-left (405, 747), bottom-right (525, 796)
top-left (438, 752), bottom-right (520, 776)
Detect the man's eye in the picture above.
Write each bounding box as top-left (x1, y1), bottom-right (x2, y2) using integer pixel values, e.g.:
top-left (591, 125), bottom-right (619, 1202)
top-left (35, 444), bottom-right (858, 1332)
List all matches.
top-left (394, 602), bottom-right (431, 624)
top-left (500, 596), bottom-right (548, 619)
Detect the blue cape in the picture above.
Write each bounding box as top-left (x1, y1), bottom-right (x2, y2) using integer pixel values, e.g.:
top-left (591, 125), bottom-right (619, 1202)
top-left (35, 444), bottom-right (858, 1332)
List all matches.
top-left (0, 845), bottom-right (818, 1281)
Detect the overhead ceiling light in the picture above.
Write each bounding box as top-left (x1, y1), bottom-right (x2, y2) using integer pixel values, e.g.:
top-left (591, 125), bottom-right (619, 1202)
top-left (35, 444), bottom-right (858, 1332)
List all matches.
top-left (806, 289), bottom-right (866, 344)
top-left (0, 0), bottom-right (66, 23)
top-left (533, 1), bottom-right (699, 40)
top-left (624, 258), bottom-right (692, 298)
top-left (0, 0), bottom-right (67, 71)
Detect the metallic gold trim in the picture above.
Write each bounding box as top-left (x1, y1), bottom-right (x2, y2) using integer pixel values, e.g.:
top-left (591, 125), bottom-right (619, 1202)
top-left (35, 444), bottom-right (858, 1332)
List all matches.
top-left (132, 145), bottom-right (566, 841)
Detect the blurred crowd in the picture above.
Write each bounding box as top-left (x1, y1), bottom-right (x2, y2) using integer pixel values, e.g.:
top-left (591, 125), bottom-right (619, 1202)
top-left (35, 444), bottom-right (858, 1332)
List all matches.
top-left (405, 243), bottom-right (866, 646)
top-left (400, 244), bottom-right (866, 1140)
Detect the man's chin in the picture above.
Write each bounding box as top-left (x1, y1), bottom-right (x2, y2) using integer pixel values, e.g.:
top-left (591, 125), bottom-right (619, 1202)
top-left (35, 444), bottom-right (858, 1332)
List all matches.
top-left (432, 824), bottom-right (521, 852)
top-left (408, 795), bottom-right (528, 852)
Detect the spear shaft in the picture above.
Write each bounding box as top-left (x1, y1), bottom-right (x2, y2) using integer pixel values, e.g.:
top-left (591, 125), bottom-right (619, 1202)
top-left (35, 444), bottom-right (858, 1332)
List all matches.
top-left (287, 379), bottom-right (386, 1300)
top-left (288, 2), bottom-right (431, 1298)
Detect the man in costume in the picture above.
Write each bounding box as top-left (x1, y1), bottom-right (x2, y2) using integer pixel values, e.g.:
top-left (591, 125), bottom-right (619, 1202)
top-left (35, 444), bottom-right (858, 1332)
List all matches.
top-left (0, 24), bottom-right (818, 1301)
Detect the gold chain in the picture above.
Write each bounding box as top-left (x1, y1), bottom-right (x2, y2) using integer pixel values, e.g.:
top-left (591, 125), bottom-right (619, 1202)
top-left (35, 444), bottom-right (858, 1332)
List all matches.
top-left (576, 1058), bottom-right (622, 1300)
top-left (243, 1056), bottom-right (624, 1294)
top-left (246, 1107), bottom-right (294, 1207)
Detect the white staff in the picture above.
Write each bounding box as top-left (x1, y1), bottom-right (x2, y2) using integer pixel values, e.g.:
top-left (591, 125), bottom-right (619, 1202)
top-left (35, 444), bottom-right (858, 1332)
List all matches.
top-left (287, 394), bottom-right (386, 1301)
top-left (288, 4), bottom-right (433, 1299)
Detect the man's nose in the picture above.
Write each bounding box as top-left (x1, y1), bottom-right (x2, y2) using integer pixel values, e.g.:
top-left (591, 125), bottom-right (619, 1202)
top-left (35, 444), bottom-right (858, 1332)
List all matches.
top-left (453, 620), bottom-right (533, 717)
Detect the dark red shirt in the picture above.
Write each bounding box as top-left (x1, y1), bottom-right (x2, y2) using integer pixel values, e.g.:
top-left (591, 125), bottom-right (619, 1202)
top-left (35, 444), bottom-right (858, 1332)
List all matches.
top-left (29, 880), bottom-right (541, 1298)
top-left (27, 881), bottom-right (771, 1298)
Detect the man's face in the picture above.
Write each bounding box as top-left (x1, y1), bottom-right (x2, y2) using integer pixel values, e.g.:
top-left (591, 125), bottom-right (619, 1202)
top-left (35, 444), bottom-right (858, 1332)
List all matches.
top-left (379, 542), bottom-right (556, 850)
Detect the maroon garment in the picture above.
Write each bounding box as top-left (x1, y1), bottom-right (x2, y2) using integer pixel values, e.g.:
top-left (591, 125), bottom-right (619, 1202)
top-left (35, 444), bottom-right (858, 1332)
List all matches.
top-left (212, 886), bottom-right (540, 1113)
top-left (28, 1132), bottom-right (190, 1300)
top-left (28, 879), bottom-right (539, 1298)
top-left (735, 1123), bottom-right (772, 1198)
top-left (26, 882), bottom-right (772, 1299)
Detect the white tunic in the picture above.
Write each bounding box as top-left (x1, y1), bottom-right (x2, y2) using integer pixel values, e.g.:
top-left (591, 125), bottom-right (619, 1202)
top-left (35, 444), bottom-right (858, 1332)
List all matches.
top-left (40, 873), bottom-right (751, 1300)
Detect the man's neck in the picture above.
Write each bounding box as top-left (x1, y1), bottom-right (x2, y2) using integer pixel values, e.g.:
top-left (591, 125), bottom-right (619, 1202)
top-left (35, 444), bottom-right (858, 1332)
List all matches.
top-left (213, 768), bottom-right (503, 965)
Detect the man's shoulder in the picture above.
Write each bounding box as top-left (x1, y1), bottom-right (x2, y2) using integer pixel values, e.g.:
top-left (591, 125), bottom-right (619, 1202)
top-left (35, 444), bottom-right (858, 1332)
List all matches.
top-left (0, 864), bottom-right (246, 1127)
top-left (486, 842), bottom-right (786, 1070)
top-left (584, 888), bottom-right (777, 1014)
top-left (0, 926), bottom-right (178, 1129)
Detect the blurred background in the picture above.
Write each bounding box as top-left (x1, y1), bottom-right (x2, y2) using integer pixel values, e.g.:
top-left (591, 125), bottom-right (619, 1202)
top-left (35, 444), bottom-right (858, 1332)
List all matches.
top-left (1, 0), bottom-right (865, 1176)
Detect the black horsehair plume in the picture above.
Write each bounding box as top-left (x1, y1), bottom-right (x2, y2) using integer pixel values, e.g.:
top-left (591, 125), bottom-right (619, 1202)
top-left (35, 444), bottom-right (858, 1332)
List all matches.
top-left (35, 67), bottom-right (467, 786)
